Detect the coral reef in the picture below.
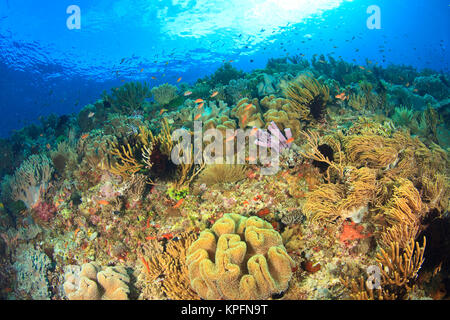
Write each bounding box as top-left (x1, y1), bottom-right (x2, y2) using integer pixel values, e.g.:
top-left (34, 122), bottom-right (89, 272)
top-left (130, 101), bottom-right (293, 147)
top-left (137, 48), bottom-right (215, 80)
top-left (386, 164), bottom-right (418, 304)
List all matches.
top-left (0, 55), bottom-right (449, 302)
top-left (186, 213), bottom-right (295, 300)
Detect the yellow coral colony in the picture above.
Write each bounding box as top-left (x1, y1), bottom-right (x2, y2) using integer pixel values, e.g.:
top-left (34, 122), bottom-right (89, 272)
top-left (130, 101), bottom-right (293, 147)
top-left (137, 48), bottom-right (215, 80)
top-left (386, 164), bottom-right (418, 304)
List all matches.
top-left (283, 74), bottom-right (330, 121)
top-left (186, 213), bottom-right (295, 300)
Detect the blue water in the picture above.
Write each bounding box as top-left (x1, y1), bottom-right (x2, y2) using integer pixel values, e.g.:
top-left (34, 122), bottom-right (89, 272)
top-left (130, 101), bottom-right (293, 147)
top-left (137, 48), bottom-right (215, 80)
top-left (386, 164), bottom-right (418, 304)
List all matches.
top-left (0, 0), bottom-right (448, 138)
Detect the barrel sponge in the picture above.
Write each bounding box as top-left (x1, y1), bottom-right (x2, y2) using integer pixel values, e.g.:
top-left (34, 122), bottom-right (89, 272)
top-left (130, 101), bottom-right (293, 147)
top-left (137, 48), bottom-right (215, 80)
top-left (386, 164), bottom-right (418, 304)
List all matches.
top-left (64, 262), bottom-right (130, 300)
top-left (186, 213), bottom-right (295, 300)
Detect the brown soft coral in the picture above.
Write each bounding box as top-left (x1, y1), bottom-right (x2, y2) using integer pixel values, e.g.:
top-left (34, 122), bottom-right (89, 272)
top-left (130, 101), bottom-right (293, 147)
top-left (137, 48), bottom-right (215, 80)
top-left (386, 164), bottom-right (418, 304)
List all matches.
top-left (186, 213), bottom-right (295, 300)
top-left (261, 95), bottom-right (302, 139)
top-left (64, 262), bottom-right (130, 300)
top-left (231, 98), bottom-right (265, 129)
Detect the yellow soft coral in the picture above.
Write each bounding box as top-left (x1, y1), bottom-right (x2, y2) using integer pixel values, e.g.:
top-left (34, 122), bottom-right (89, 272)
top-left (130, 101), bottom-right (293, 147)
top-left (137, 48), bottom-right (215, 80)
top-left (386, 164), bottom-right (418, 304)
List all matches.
top-left (186, 213), bottom-right (295, 300)
top-left (64, 262), bottom-right (130, 300)
top-left (231, 98), bottom-right (265, 129)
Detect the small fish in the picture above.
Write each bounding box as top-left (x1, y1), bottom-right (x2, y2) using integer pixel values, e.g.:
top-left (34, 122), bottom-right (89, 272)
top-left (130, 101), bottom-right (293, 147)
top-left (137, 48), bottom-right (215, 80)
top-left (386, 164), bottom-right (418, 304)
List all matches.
top-left (159, 109), bottom-right (167, 115)
top-left (246, 156), bottom-right (257, 162)
top-left (151, 76), bottom-right (157, 80)
top-left (140, 68), bottom-right (144, 72)
top-left (194, 113), bottom-right (202, 120)
top-left (245, 103), bottom-right (253, 110)
top-left (194, 98), bottom-right (204, 103)
top-left (242, 115), bottom-right (247, 125)
top-left (184, 91), bottom-right (192, 96)
top-left (335, 92), bottom-right (346, 101)
top-left (210, 91), bottom-right (219, 98)
top-left (256, 208), bottom-right (270, 217)
top-left (145, 236), bottom-right (157, 241)
top-left (197, 102), bottom-right (204, 109)
top-left (173, 198), bottom-right (184, 209)
top-left (81, 133), bottom-right (89, 140)
top-left (286, 137), bottom-right (294, 144)
top-left (98, 200), bottom-right (109, 206)
top-left (177, 77), bottom-right (182, 82)
top-left (250, 127), bottom-right (259, 136)
top-left (46, 143), bottom-right (51, 150)
top-left (225, 134), bottom-right (236, 142)
top-left (160, 233), bottom-right (173, 240)
top-left (359, 66), bottom-right (365, 70)
top-left (0, 203), bottom-right (4, 209)
top-left (88, 112), bottom-right (95, 118)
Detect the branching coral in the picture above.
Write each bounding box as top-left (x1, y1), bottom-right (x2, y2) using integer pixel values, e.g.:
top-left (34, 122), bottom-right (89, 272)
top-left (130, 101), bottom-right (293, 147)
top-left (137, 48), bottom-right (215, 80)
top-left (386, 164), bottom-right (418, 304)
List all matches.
top-left (110, 143), bottom-right (144, 179)
top-left (283, 74), bottom-right (330, 121)
top-left (340, 276), bottom-right (396, 300)
top-left (376, 237), bottom-right (426, 295)
top-left (139, 232), bottom-right (200, 300)
top-left (186, 213), bottom-right (295, 300)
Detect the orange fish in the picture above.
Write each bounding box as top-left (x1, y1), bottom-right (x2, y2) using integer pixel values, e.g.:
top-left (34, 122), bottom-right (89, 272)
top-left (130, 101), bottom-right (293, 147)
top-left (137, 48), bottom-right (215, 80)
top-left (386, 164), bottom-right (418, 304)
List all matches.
top-left (140, 68), bottom-right (144, 72)
top-left (184, 91), bottom-right (192, 96)
top-left (151, 76), bottom-right (157, 80)
top-left (286, 137), bottom-right (294, 144)
top-left (359, 66), bottom-right (365, 70)
top-left (210, 91), bottom-right (219, 98)
top-left (242, 115), bottom-right (247, 125)
top-left (98, 200), bottom-right (109, 206)
top-left (159, 109), bottom-right (167, 115)
top-left (256, 208), bottom-right (270, 217)
top-left (46, 143), bottom-right (51, 150)
top-left (145, 236), bottom-right (157, 241)
top-left (194, 98), bottom-right (204, 103)
top-left (194, 113), bottom-right (202, 120)
top-left (161, 233), bottom-right (173, 240)
top-left (173, 198), bottom-right (184, 209)
top-left (245, 103), bottom-right (253, 110)
top-left (246, 156), bottom-right (257, 162)
top-left (197, 102), bottom-right (204, 109)
top-left (74, 228), bottom-right (80, 237)
top-left (250, 127), bottom-right (259, 136)
top-left (229, 60), bottom-right (234, 63)
top-left (226, 133), bottom-right (236, 142)
top-left (335, 92), bottom-right (346, 101)
top-left (177, 77), bottom-right (182, 82)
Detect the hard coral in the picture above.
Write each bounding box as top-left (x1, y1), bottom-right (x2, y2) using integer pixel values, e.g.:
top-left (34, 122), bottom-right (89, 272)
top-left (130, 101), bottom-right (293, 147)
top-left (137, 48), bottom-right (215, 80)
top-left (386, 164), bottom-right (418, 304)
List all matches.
top-left (186, 213), bottom-right (295, 300)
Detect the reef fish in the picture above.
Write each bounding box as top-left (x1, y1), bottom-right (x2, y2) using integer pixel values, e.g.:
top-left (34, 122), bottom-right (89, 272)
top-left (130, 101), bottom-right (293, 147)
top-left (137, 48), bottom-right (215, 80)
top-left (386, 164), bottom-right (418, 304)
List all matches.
top-left (173, 198), bottom-right (184, 208)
